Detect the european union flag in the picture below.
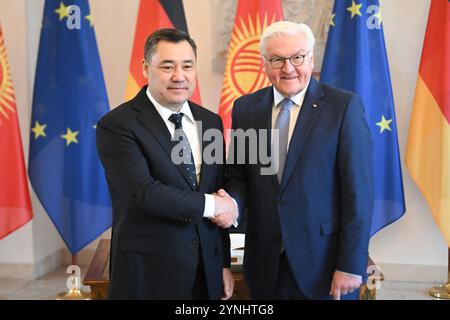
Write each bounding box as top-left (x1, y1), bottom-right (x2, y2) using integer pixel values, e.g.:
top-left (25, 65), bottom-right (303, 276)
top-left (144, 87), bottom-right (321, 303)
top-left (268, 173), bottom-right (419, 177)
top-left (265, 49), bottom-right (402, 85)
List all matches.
top-left (29, 0), bottom-right (111, 253)
top-left (321, 0), bottom-right (405, 235)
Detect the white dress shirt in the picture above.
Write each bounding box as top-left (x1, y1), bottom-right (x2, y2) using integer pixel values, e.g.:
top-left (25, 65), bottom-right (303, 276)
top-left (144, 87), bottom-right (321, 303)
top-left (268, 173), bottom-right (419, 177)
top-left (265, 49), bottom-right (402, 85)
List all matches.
top-left (146, 88), bottom-right (215, 218)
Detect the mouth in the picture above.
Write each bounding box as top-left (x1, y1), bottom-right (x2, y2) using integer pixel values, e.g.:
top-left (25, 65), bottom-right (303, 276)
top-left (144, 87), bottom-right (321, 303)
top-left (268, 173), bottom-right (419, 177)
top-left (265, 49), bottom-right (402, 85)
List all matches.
top-left (168, 87), bottom-right (188, 91)
top-left (280, 76), bottom-right (298, 81)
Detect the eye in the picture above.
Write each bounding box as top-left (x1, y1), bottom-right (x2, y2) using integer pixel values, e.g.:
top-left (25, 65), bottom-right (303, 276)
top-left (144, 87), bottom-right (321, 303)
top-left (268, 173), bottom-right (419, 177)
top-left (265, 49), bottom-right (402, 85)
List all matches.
top-left (290, 55), bottom-right (303, 63)
top-left (271, 57), bottom-right (283, 63)
top-left (160, 65), bottom-right (174, 71)
top-left (183, 65), bottom-right (194, 70)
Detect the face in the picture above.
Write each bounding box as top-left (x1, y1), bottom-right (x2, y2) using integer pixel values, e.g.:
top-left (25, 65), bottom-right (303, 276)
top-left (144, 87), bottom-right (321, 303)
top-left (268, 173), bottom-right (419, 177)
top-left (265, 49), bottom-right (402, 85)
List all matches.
top-left (262, 33), bottom-right (314, 98)
top-left (143, 40), bottom-right (196, 110)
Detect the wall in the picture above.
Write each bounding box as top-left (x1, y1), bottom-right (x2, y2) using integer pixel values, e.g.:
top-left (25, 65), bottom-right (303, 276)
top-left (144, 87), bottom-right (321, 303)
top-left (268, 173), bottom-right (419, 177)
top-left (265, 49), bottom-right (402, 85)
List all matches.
top-left (0, 0), bottom-right (447, 281)
top-left (370, 0), bottom-right (448, 267)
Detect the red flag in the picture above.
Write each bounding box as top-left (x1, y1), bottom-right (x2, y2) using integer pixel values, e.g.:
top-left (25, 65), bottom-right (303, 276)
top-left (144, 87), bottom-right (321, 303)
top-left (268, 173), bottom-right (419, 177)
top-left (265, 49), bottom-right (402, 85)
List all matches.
top-left (218, 0), bottom-right (284, 145)
top-left (0, 24), bottom-right (32, 239)
top-left (406, 0), bottom-right (450, 245)
top-left (125, 0), bottom-right (201, 104)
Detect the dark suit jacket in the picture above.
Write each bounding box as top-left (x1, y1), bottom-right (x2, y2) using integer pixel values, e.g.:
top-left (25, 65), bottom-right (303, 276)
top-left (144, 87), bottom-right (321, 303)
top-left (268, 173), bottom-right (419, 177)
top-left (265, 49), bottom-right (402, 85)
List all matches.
top-left (225, 78), bottom-right (374, 299)
top-left (96, 86), bottom-right (230, 299)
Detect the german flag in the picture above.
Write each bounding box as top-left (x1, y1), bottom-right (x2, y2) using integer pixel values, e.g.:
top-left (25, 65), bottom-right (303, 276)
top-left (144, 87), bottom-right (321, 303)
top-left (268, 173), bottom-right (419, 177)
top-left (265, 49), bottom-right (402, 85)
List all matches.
top-left (218, 0), bottom-right (284, 145)
top-left (0, 24), bottom-right (32, 239)
top-left (125, 0), bottom-right (201, 104)
top-left (406, 0), bottom-right (450, 245)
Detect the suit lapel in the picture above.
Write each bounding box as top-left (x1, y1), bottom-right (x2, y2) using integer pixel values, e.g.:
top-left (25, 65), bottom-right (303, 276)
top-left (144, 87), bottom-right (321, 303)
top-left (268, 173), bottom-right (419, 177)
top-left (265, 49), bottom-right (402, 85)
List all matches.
top-left (255, 88), bottom-right (280, 191)
top-left (133, 87), bottom-right (194, 188)
top-left (279, 78), bottom-right (325, 193)
top-left (190, 104), bottom-right (213, 193)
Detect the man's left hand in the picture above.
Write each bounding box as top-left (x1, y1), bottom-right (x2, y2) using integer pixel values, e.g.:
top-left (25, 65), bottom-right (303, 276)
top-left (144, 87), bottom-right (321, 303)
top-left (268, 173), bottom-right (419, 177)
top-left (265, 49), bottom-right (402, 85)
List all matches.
top-left (329, 270), bottom-right (362, 300)
top-left (221, 268), bottom-right (234, 300)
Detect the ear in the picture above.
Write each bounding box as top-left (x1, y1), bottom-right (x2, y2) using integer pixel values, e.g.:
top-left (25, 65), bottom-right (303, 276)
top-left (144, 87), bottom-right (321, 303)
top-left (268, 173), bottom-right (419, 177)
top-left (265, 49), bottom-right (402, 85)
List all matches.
top-left (261, 56), bottom-right (267, 73)
top-left (142, 59), bottom-right (149, 79)
top-left (310, 53), bottom-right (315, 71)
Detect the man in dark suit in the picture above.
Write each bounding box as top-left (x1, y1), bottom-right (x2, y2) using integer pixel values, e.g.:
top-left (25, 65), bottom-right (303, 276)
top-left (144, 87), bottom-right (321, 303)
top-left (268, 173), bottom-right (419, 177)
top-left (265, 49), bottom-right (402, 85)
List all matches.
top-left (96, 29), bottom-right (237, 300)
top-left (225, 21), bottom-right (374, 300)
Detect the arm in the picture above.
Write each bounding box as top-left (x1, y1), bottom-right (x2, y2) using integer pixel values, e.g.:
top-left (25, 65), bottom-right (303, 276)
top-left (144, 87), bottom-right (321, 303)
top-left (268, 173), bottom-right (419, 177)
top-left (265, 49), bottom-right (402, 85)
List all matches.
top-left (96, 117), bottom-right (205, 224)
top-left (222, 267), bottom-right (234, 300)
top-left (331, 94), bottom-right (374, 298)
top-left (336, 94), bottom-right (374, 273)
top-left (224, 101), bottom-right (249, 219)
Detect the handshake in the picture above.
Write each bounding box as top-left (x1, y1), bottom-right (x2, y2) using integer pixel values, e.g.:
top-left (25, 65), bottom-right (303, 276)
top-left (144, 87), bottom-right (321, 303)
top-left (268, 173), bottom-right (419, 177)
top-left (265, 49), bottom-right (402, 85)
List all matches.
top-left (210, 189), bottom-right (239, 229)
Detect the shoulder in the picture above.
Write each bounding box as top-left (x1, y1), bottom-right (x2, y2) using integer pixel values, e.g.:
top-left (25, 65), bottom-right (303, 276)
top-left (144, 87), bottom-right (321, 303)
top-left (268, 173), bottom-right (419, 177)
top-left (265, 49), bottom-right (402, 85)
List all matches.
top-left (189, 101), bottom-right (222, 126)
top-left (319, 82), bottom-right (362, 107)
top-left (233, 86), bottom-right (272, 114)
top-left (98, 88), bottom-right (148, 128)
top-left (97, 100), bottom-right (137, 129)
top-left (235, 86), bottom-right (271, 105)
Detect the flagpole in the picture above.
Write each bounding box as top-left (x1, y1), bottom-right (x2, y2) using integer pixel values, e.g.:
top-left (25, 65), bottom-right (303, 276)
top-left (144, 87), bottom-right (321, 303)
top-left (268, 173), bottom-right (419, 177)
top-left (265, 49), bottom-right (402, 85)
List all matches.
top-left (429, 248), bottom-right (450, 299)
top-left (55, 252), bottom-right (90, 300)
top-left (72, 254), bottom-right (77, 266)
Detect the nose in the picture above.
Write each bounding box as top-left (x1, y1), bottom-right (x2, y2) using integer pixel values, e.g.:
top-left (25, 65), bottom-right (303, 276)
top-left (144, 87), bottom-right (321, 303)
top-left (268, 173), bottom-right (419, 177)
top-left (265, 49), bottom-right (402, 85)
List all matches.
top-left (281, 59), bottom-right (295, 73)
top-left (171, 65), bottom-right (185, 82)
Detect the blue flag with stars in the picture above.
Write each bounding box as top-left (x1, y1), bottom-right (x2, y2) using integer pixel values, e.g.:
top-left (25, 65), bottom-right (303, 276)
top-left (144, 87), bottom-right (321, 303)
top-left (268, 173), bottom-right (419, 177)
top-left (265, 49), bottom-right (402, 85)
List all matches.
top-left (29, 0), bottom-right (111, 253)
top-left (321, 0), bottom-right (405, 236)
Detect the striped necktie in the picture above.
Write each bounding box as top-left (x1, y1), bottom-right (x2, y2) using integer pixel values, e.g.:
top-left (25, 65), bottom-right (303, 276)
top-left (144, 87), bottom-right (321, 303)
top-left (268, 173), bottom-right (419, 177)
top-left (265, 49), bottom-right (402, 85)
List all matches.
top-left (168, 113), bottom-right (198, 191)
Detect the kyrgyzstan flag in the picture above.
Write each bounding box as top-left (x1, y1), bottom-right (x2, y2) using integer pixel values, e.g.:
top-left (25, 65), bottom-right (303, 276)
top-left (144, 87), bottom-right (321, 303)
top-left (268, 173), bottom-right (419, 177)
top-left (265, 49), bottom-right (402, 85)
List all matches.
top-left (406, 0), bottom-right (450, 245)
top-left (125, 0), bottom-right (201, 104)
top-left (0, 24), bottom-right (33, 239)
top-left (218, 0), bottom-right (284, 145)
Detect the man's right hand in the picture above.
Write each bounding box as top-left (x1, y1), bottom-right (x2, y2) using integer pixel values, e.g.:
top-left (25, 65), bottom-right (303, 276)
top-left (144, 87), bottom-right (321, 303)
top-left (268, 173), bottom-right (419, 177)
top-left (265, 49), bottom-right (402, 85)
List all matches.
top-left (211, 189), bottom-right (238, 228)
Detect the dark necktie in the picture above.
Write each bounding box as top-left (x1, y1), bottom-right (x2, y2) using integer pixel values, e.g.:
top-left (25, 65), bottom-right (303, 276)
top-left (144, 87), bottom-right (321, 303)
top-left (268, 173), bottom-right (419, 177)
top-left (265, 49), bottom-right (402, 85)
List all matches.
top-left (168, 113), bottom-right (198, 191)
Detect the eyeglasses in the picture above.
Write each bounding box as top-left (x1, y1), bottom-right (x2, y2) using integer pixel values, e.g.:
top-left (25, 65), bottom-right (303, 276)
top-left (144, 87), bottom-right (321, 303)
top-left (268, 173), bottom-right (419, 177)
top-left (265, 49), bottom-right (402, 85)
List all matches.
top-left (264, 52), bottom-right (310, 69)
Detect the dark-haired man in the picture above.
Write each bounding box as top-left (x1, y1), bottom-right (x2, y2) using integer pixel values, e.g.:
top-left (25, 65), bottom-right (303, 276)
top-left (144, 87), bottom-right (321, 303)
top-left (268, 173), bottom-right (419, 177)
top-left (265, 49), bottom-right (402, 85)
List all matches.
top-left (97, 28), bottom-right (237, 300)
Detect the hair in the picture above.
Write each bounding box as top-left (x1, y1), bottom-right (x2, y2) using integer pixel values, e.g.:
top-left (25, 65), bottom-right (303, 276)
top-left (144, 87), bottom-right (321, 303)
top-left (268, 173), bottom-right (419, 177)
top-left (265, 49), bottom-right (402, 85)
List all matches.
top-left (259, 21), bottom-right (316, 56)
top-left (144, 28), bottom-right (197, 62)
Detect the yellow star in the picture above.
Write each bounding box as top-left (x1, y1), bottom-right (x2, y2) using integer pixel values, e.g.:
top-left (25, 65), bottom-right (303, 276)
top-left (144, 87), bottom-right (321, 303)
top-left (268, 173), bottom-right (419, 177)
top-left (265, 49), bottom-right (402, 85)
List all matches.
top-left (32, 121), bottom-right (47, 140)
top-left (376, 116), bottom-right (393, 133)
top-left (61, 127), bottom-right (79, 146)
top-left (347, 0), bottom-right (363, 19)
top-left (54, 2), bottom-right (69, 21)
top-left (85, 14), bottom-right (94, 27)
top-left (330, 13), bottom-right (336, 27)
top-left (374, 9), bottom-right (382, 24)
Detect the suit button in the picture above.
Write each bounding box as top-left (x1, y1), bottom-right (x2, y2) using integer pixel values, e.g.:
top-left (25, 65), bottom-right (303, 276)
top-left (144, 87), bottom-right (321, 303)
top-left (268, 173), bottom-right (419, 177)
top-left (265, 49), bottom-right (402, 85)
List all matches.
top-left (192, 239), bottom-right (198, 245)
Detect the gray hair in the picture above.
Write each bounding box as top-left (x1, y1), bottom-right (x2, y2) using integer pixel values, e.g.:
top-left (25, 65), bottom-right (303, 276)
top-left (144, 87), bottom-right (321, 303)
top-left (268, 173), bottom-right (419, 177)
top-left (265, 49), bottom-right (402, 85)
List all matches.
top-left (260, 21), bottom-right (316, 56)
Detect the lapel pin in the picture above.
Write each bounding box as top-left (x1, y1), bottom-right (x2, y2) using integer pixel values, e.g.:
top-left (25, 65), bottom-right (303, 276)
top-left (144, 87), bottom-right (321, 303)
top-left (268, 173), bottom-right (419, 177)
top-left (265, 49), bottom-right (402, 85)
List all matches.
top-left (313, 103), bottom-right (318, 108)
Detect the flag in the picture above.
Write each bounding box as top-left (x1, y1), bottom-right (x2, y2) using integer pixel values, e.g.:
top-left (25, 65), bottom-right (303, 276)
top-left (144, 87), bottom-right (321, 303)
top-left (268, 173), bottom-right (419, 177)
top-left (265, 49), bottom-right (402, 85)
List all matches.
top-left (321, 0), bottom-right (405, 236)
top-left (0, 24), bottom-right (33, 239)
top-left (28, 0), bottom-right (111, 253)
top-left (125, 0), bottom-right (201, 104)
top-left (406, 0), bottom-right (450, 246)
top-left (218, 0), bottom-right (284, 145)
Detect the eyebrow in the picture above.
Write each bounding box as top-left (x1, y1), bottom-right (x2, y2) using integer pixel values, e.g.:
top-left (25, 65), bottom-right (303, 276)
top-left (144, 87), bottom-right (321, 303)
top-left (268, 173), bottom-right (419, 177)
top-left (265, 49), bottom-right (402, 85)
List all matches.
top-left (159, 59), bottom-right (194, 64)
top-left (269, 51), bottom-right (307, 58)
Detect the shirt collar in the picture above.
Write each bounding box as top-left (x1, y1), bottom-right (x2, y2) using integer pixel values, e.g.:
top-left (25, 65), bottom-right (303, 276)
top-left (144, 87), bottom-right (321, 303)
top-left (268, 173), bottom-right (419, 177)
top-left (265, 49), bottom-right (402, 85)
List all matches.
top-left (146, 87), bottom-right (195, 124)
top-left (273, 80), bottom-right (310, 108)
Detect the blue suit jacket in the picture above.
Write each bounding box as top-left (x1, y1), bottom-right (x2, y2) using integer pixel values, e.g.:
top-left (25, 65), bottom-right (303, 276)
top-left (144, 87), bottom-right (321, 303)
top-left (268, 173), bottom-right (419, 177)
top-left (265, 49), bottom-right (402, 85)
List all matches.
top-left (225, 78), bottom-right (374, 299)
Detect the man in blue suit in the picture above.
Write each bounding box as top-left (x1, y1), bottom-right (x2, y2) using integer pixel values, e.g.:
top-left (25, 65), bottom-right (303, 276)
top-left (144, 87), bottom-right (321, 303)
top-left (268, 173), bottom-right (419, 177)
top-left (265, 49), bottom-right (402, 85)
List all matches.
top-left (225, 21), bottom-right (374, 300)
